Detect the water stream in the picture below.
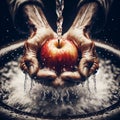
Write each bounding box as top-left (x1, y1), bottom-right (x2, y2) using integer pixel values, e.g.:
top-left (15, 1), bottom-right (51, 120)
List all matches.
top-left (56, 0), bottom-right (64, 40)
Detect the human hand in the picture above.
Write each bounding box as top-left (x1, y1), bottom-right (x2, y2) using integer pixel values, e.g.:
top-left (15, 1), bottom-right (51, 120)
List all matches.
top-left (20, 28), bottom-right (57, 81)
top-left (60, 28), bottom-right (99, 82)
top-left (20, 28), bottom-right (99, 87)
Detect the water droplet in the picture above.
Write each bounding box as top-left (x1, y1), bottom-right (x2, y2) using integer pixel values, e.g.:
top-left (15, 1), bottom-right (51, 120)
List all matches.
top-left (63, 68), bottom-right (66, 72)
top-left (42, 62), bottom-right (44, 65)
top-left (43, 58), bottom-right (46, 61)
top-left (53, 66), bottom-right (56, 69)
top-left (70, 65), bottom-right (73, 68)
top-left (6, 30), bottom-right (9, 33)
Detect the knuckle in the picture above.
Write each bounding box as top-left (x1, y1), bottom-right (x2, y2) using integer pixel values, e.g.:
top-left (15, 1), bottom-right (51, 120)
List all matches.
top-left (20, 63), bottom-right (27, 71)
top-left (90, 62), bottom-right (99, 73)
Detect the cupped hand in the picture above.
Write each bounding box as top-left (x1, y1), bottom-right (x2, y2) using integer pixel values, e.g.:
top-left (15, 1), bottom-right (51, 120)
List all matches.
top-left (20, 27), bottom-right (99, 87)
top-left (20, 28), bottom-right (57, 81)
top-left (60, 28), bottom-right (99, 83)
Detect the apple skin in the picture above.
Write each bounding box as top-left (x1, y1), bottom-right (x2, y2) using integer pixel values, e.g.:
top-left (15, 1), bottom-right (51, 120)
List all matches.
top-left (40, 38), bottom-right (78, 73)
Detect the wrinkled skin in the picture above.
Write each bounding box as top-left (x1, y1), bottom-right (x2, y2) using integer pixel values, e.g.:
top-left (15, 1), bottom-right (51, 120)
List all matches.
top-left (20, 3), bottom-right (99, 87)
top-left (20, 28), bottom-right (99, 87)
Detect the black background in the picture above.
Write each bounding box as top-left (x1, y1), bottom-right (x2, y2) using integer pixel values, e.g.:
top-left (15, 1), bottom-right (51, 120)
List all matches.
top-left (0, 0), bottom-right (120, 120)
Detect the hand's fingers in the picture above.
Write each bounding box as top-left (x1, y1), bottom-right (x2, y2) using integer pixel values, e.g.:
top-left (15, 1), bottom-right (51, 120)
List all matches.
top-left (79, 58), bottom-right (90, 77)
top-left (34, 68), bottom-right (57, 86)
top-left (28, 58), bottom-right (39, 75)
top-left (61, 71), bottom-right (85, 83)
top-left (20, 56), bottom-right (28, 73)
top-left (89, 57), bottom-right (99, 75)
top-left (20, 56), bottom-right (39, 75)
top-left (36, 68), bottom-right (57, 80)
top-left (79, 40), bottom-right (99, 77)
top-left (79, 57), bottom-right (99, 77)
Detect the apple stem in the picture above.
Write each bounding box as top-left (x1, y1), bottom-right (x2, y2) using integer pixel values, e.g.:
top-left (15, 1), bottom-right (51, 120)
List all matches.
top-left (58, 39), bottom-right (61, 48)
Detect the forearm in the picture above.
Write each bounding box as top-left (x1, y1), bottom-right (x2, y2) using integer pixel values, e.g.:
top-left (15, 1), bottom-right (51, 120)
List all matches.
top-left (71, 0), bottom-right (114, 37)
top-left (6, 0), bottom-right (49, 34)
top-left (64, 2), bottom-right (99, 47)
top-left (70, 2), bottom-right (99, 36)
top-left (77, 0), bottom-right (114, 24)
top-left (22, 5), bottom-right (50, 34)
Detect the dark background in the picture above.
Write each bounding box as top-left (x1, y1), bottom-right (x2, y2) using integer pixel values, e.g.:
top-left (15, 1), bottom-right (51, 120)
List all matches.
top-left (0, 0), bottom-right (120, 49)
top-left (0, 1), bottom-right (120, 120)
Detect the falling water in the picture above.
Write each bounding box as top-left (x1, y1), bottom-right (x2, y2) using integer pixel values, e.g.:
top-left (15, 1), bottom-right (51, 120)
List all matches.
top-left (29, 79), bottom-right (33, 92)
top-left (24, 73), bottom-right (33, 93)
top-left (93, 74), bottom-right (97, 92)
top-left (87, 79), bottom-right (91, 93)
top-left (24, 73), bottom-right (28, 92)
top-left (56, 0), bottom-right (64, 40)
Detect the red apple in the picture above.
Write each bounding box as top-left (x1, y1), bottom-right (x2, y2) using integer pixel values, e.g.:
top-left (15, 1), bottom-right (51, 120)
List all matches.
top-left (40, 38), bottom-right (78, 73)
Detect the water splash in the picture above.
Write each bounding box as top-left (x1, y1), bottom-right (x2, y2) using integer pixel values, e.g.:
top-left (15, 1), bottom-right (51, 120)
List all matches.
top-left (56, 0), bottom-right (64, 40)
top-left (1, 42), bottom-right (120, 117)
top-left (24, 73), bottom-right (34, 94)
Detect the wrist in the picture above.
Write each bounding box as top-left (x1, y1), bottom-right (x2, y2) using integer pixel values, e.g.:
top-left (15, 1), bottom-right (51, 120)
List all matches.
top-left (22, 5), bottom-right (50, 32)
top-left (66, 28), bottom-right (90, 47)
top-left (80, 41), bottom-right (95, 57)
top-left (30, 27), bottom-right (56, 47)
top-left (71, 2), bottom-right (98, 31)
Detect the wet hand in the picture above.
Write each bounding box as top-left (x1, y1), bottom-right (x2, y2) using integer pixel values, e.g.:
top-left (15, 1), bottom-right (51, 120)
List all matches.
top-left (61, 28), bottom-right (99, 82)
top-left (79, 40), bottom-right (99, 77)
top-left (20, 28), bottom-right (57, 80)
